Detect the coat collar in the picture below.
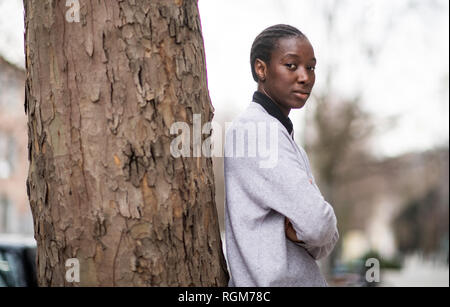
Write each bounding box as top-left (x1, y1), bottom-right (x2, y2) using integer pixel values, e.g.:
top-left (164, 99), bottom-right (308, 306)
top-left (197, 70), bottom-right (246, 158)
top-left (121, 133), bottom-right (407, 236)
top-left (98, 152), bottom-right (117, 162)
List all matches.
top-left (252, 91), bottom-right (294, 135)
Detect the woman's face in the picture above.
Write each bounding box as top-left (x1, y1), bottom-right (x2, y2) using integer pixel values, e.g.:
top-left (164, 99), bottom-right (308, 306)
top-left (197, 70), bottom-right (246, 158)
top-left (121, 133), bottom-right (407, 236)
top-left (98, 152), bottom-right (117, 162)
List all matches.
top-left (256, 37), bottom-right (316, 116)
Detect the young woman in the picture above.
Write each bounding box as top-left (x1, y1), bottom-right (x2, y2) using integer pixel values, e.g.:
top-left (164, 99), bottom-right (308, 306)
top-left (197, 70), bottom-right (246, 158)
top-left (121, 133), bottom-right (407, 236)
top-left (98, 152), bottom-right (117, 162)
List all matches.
top-left (224, 24), bottom-right (339, 287)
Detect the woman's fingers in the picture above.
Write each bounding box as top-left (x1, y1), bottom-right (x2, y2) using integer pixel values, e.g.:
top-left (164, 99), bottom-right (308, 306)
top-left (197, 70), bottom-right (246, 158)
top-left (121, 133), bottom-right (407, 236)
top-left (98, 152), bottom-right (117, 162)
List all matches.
top-left (285, 217), bottom-right (305, 243)
top-left (285, 218), bottom-right (298, 242)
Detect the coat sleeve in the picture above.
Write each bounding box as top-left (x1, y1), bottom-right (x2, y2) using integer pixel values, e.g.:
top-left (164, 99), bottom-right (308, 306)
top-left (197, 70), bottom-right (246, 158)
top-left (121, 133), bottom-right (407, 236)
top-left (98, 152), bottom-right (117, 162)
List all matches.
top-left (295, 230), bottom-right (339, 260)
top-left (225, 123), bottom-right (339, 249)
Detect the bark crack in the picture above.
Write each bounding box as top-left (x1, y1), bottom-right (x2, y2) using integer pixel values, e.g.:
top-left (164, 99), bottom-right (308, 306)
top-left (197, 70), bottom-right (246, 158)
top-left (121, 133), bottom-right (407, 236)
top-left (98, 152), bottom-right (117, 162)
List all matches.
top-left (112, 229), bottom-right (125, 287)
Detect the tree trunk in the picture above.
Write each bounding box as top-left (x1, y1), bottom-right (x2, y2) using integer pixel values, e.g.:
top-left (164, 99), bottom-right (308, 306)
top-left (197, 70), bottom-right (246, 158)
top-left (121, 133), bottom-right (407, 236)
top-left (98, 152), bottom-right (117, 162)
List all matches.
top-left (24, 0), bottom-right (228, 286)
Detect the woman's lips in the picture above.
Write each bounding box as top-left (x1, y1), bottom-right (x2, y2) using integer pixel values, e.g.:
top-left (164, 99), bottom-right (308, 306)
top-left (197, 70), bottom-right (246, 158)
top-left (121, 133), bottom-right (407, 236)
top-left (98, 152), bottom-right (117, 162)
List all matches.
top-left (293, 91), bottom-right (310, 100)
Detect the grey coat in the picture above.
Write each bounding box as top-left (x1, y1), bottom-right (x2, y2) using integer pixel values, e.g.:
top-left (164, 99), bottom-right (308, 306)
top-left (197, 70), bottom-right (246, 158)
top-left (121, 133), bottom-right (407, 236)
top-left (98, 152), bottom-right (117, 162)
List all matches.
top-left (224, 102), bottom-right (339, 287)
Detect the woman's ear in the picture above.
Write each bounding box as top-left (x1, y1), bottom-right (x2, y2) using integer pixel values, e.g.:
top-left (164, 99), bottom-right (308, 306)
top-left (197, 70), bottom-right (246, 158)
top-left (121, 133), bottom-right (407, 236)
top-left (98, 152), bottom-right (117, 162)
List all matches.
top-left (254, 59), bottom-right (267, 82)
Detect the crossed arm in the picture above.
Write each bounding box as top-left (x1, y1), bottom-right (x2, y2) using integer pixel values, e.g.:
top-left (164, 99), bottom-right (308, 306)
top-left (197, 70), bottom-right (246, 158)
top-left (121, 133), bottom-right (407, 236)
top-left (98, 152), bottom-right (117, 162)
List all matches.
top-left (285, 216), bottom-right (339, 260)
top-left (284, 178), bottom-right (311, 244)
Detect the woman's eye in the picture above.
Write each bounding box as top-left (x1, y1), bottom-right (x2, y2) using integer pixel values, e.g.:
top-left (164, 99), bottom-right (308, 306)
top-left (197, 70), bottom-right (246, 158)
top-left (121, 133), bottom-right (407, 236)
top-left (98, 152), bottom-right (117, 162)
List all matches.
top-left (308, 66), bottom-right (316, 71)
top-left (286, 64), bottom-right (297, 70)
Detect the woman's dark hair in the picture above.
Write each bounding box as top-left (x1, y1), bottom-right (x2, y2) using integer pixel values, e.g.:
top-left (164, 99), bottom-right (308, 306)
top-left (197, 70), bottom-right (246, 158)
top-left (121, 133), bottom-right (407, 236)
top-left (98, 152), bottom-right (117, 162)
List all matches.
top-left (250, 24), bottom-right (306, 82)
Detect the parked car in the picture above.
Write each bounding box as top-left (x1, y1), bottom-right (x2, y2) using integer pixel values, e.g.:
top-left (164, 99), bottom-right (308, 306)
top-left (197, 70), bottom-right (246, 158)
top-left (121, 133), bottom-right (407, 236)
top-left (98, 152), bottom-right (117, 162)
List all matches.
top-left (0, 234), bottom-right (37, 287)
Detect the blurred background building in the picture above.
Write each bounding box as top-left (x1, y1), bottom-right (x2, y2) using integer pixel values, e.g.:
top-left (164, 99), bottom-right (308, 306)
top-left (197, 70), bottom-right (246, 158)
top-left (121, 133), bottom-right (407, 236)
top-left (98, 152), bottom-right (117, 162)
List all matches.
top-left (0, 55), bottom-right (32, 235)
top-left (0, 0), bottom-right (448, 286)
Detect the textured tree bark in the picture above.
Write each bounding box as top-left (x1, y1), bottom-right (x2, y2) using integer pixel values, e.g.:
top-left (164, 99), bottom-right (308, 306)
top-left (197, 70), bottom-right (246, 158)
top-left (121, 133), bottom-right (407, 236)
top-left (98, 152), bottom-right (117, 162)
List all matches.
top-left (24, 0), bottom-right (229, 286)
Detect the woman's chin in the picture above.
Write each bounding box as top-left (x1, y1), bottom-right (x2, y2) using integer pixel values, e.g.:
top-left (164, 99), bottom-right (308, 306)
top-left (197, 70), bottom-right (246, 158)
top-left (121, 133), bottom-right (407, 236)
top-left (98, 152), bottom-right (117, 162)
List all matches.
top-left (290, 100), bottom-right (307, 109)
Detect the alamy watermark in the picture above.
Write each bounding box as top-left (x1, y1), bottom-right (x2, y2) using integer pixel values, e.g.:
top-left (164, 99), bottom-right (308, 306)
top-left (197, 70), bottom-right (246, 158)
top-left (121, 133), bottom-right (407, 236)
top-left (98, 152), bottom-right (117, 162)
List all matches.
top-left (65, 258), bottom-right (80, 283)
top-left (66, 0), bottom-right (80, 23)
top-left (169, 114), bottom-right (279, 169)
top-left (365, 258), bottom-right (380, 283)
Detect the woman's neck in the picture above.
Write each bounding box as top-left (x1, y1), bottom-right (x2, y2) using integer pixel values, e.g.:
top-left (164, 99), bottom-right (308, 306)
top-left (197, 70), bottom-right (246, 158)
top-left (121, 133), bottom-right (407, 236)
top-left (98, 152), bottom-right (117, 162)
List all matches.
top-left (257, 86), bottom-right (291, 117)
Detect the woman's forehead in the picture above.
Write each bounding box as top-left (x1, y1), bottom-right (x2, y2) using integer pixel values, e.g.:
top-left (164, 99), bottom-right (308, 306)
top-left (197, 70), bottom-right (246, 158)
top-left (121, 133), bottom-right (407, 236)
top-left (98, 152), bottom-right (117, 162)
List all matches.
top-left (273, 37), bottom-right (315, 59)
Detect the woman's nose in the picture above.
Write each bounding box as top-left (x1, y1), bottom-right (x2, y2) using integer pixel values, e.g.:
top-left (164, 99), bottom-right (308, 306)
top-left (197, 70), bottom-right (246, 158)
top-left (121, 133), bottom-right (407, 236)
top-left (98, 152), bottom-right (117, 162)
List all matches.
top-left (296, 67), bottom-right (309, 84)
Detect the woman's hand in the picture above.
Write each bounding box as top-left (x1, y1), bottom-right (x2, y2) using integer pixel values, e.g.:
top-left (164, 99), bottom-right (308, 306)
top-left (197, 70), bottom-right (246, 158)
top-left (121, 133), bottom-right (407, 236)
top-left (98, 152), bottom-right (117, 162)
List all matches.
top-left (285, 217), bottom-right (304, 244)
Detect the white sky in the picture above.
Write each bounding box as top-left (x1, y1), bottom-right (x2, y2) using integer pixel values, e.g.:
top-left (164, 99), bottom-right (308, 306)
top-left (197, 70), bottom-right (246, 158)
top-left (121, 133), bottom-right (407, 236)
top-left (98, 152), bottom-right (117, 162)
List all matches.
top-left (0, 0), bottom-right (24, 67)
top-left (198, 0), bottom-right (449, 158)
top-left (0, 0), bottom-right (448, 158)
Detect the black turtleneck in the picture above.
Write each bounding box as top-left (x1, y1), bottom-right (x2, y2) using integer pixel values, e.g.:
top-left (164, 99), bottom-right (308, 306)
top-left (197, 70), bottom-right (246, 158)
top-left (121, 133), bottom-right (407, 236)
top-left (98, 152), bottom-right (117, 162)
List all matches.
top-left (252, 91), bottom-right (294, 136)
